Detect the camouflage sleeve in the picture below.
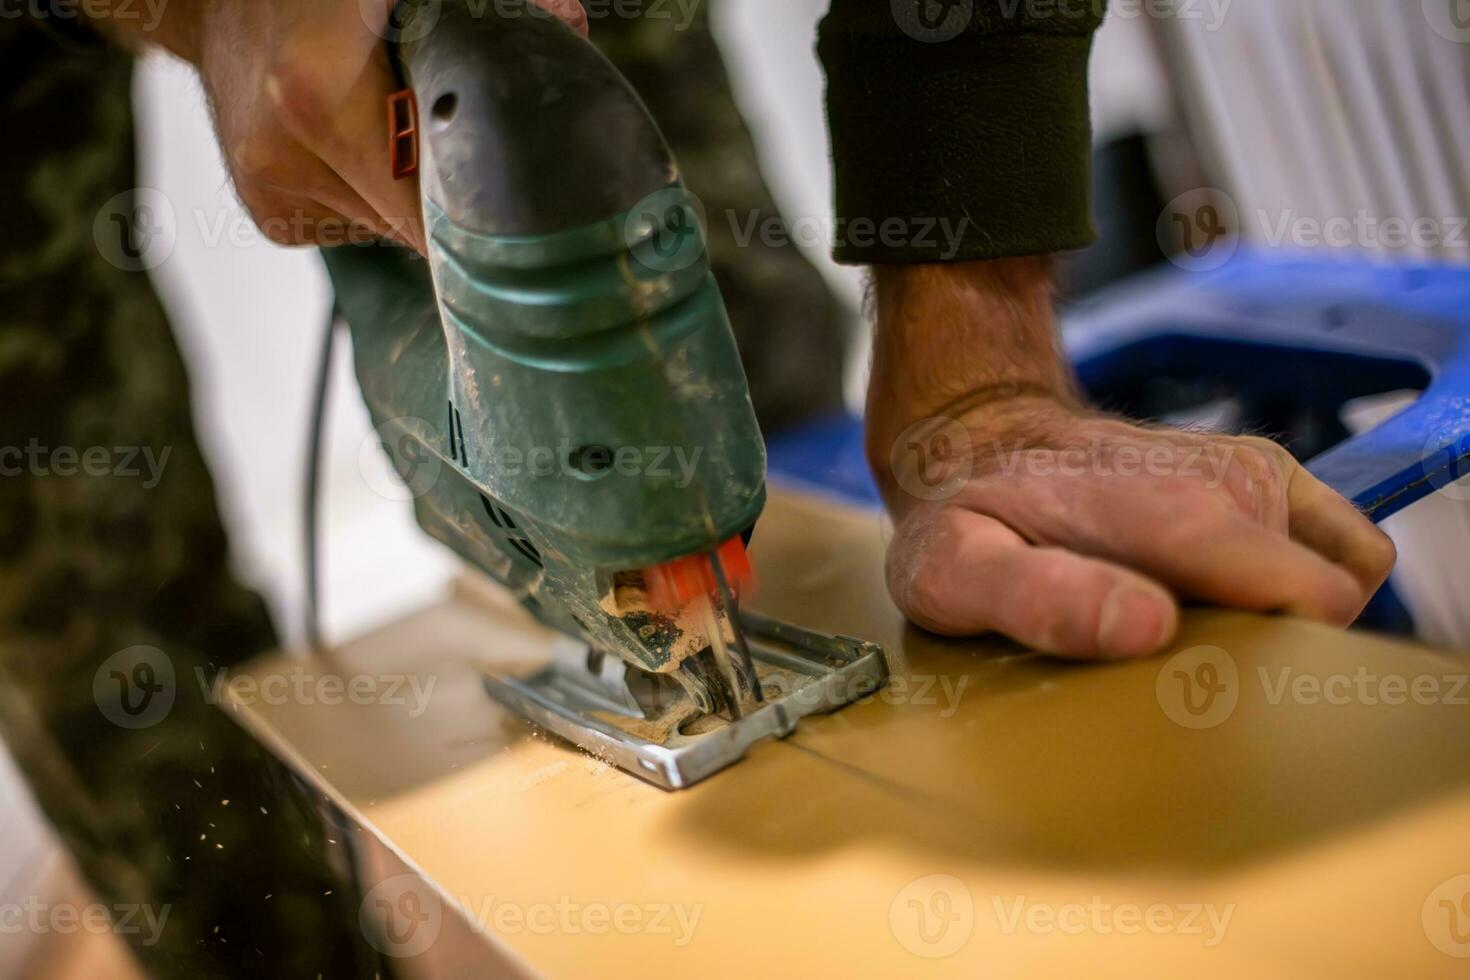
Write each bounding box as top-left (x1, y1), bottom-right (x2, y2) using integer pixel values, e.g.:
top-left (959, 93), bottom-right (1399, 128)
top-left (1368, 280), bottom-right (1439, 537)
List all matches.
top-left (0, 4), bottom-right (851, 973)
top-left (0, 14), bottom-right (379, 977)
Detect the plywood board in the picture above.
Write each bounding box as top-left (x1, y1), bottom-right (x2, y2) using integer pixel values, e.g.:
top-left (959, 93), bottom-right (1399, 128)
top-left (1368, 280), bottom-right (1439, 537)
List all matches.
top-left (225, 491), bottom-right (1470, 978)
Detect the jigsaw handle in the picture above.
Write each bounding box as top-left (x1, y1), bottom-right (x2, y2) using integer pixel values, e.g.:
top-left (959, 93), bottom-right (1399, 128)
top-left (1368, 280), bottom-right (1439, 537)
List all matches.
top-left (385, 0), bottom-right (675, 238)
top-left (324, 0), bottom-right (767, 675)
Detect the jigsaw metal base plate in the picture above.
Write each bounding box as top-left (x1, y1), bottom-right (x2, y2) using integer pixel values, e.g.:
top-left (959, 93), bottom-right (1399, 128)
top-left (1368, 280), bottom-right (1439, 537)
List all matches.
top-left (482, 611), bottom-right (889, 790)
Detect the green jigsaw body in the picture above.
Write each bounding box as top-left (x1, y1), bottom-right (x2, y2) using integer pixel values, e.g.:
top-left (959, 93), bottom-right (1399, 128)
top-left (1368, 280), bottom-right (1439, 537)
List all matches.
top-left (323, 78), bottom-right (765, 674)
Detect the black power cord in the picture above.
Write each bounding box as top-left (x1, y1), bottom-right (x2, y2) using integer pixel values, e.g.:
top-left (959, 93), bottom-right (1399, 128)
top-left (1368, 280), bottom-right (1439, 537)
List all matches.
top-left (304, 302), bottom-right (341, 654)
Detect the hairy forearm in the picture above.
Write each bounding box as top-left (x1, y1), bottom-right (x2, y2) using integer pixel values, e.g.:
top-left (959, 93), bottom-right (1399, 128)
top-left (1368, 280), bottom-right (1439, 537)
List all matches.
top-left (865, 257), bottom-right (1081, 472)
top-left (81, 0), bottom-right (203, 62)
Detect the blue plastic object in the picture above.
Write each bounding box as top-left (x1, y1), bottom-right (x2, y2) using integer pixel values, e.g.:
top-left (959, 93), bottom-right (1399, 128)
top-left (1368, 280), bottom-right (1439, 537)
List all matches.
top-left (765, 412), bottom-right (878, 506)
top-left (1065, 252), bottom-right (1470, 521)
top-left (768, 252), bottom-right (1470, 522)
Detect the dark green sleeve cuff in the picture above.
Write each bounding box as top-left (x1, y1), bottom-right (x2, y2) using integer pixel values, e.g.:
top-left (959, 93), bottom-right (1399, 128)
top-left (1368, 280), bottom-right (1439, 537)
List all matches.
top-left (818, 10), bottom-right (1101, 265)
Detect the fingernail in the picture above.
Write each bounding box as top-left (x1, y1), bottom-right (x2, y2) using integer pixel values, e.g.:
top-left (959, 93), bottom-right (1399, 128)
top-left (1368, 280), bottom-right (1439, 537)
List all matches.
top-left (1097, 585), bottom-right (1174, 658)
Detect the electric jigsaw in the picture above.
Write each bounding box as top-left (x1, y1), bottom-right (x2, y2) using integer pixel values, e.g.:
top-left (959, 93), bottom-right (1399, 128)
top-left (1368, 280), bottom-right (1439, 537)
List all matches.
top-left (321, 0), bottom-right (886, 788)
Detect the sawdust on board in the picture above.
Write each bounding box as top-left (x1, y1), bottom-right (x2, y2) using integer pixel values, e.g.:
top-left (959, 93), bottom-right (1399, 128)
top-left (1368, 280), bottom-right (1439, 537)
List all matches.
top-left (492, 759), bottom-right (570, 794)
top-left (589, 700), bottom-right (703, 746)
top-left (588, 675), bottom-right (791, 744)
top-left (598, 571), bottom-right (734, 670)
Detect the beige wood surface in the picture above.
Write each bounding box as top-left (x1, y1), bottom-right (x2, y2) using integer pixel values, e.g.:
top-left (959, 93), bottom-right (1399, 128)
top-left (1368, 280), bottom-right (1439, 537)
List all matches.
top-left (225, 490), bottom-right (1470, 978)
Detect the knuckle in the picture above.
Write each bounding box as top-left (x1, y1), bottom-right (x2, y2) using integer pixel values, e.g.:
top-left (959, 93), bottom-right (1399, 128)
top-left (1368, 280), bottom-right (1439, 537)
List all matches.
top-left (984, 475), bottom-right (1067, 538)
top-left (1207, 439), bottom-right (1285, 519)
top-left (1156, 487), bottom-right (1233, 537)
top-left (231, 141), bottom-right (287, 186)
top-left (1364, 527), bottom-right (1398, 577)
top-left (256, 217), bottom-right (302, 247)
top-left (1009, 564), bottom-right (1086, 652)
top-left (903, 572), bottom-right (954, 630)
top-left (226, 100), bottom-right (303, 189)
top-left (885, 510), bottom-right (947, 619)
top-left (1238, 434), bottom-right (1287, 458)
top-left (1027, 556), bottom-right (1077, 599)
top-left (1236, 443), bottom-right (1275, 480)
top-left (1233, 443), bottom-right (1283, 496)
top-left (237, 196), bottom-right (303, 246)
top-left (886, 507), bottom-right (981, 633)
top-left (1313, 566), bottom-right (1368, 625)
top-left (265, 47), bottom-right (331, 137)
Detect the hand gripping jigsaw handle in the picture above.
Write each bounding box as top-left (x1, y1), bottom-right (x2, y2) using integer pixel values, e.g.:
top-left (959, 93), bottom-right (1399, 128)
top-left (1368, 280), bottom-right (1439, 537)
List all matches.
top-left (324, 0), bottom-right (766, 675)
top-left (370, 0), bottom-right (765, 563)
top-left (384, 0), bottom-right (676, 237)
